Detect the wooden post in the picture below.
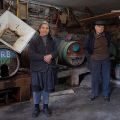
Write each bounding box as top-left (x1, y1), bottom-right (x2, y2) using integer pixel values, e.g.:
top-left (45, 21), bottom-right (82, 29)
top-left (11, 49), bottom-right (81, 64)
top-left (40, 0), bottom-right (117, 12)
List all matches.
top-left (16, 0), bottom-right (28, 20)
top-left (70, 69), bottom-right (80, 86)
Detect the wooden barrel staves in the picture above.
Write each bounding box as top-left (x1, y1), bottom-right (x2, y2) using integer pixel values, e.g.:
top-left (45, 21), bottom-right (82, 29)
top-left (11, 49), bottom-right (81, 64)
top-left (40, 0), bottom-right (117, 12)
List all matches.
top-left (58, 41), bottom-right (85, 66)
top-left (0, 48), bottom-right (20, 79)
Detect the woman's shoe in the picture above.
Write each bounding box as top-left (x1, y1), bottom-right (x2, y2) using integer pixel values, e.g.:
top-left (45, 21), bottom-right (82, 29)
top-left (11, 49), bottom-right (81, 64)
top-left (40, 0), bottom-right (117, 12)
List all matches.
top-left (43, 104), bottom-right (52, 117)
top-left (32, 108), bottom-right (40, 118)
top-left (90, 96), bottom-right (98, 101)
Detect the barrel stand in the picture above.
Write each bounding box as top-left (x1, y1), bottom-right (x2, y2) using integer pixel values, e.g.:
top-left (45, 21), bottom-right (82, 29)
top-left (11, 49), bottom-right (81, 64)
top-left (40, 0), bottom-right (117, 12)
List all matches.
top-left (0, 72), bottom-right (31, 104)
top-left (58, 65), bottom-right (90, 86)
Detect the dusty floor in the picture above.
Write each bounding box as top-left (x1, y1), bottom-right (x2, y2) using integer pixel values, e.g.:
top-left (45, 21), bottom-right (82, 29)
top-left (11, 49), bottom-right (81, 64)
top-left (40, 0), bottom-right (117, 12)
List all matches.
top-left (0, 74), bottom-right (120, 120)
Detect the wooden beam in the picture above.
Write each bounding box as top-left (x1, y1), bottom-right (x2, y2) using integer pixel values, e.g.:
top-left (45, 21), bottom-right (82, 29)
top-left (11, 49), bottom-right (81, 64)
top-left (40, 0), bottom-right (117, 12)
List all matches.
top-left (79, 12), bottom-right (120, 23)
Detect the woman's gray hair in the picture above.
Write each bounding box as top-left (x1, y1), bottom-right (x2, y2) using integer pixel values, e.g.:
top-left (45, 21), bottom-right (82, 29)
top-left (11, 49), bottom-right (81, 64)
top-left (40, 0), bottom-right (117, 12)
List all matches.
top-left (39, 21), bottom-right (49, 28)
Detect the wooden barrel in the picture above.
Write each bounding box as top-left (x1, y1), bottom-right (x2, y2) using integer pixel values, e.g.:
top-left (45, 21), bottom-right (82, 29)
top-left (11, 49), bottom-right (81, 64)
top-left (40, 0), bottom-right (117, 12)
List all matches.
top-left (0, 48), bottom-right (20, 79)
top-left (58, 41), bottom-right (85, 66)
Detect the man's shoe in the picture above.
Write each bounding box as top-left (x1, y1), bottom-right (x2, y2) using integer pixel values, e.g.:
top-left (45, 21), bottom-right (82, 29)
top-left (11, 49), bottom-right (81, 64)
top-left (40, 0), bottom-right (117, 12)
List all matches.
top-left (43, 104), bottom-right (52, 117)
top-left (104, 96), bottom-right (110, 102)
top-left (32, 108), bottom-right (40, 118)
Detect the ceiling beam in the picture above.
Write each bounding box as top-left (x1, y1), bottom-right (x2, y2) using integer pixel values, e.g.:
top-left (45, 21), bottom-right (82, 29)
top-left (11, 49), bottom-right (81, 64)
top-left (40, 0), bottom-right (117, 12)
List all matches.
top-left (79, 12), bottom-right (120, 23)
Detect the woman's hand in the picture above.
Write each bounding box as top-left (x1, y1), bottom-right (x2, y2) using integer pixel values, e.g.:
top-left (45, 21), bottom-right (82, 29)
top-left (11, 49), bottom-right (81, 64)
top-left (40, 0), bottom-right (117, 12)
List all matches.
top-left (44, 54), bottom-right (52, 64)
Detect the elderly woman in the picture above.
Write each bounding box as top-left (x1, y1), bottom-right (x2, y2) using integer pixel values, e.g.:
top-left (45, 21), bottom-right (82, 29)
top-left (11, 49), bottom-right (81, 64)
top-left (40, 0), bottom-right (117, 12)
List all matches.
top-left (29, 21), bottom-right (58, 117)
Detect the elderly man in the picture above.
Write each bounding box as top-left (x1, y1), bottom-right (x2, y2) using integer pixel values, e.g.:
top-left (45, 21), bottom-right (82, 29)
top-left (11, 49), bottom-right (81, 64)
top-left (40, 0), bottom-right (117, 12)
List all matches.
top-left (85, 20), bottom-right (111, 102)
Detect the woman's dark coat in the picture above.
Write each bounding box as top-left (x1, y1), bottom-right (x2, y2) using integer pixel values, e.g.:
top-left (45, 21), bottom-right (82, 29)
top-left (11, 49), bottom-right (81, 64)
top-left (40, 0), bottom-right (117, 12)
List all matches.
top-left (29, 32), bottom-right (58, 72)
top-left (29, 32), bottom-right (58, 92)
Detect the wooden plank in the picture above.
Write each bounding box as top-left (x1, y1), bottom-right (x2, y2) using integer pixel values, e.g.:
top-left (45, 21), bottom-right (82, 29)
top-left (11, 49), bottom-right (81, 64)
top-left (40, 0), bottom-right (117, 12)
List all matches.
top-left (79, 12), bottom-right (120, 23)
top-left (17, 1), bottom-right (28, 20)
top-left (50, 89), bottom-right (74, 96)
top-left (58, 70), bottom-right (71, 78)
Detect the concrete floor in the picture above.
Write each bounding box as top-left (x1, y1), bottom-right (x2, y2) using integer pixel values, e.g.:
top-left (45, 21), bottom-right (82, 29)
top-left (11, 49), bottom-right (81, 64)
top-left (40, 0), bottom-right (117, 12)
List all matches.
top-left (0, 75), bottom-right (120, 120)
